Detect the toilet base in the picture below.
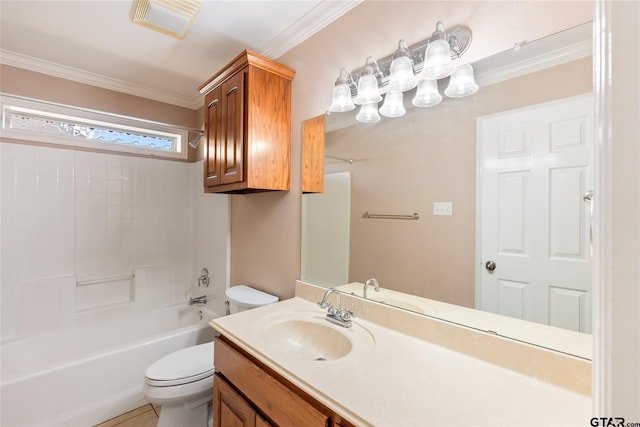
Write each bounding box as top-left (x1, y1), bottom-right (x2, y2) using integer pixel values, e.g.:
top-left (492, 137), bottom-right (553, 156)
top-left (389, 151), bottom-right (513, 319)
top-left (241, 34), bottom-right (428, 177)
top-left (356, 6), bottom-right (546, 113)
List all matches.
top-left (144, 374), bottom-right (213, 427)
top-left (157, 401), bottom-right (209, 427)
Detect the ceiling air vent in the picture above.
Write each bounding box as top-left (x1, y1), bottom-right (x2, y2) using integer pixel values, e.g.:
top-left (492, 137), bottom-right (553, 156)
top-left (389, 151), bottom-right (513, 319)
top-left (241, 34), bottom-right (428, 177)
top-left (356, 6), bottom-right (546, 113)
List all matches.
top-left (132, 0), bottom-right (203, 39)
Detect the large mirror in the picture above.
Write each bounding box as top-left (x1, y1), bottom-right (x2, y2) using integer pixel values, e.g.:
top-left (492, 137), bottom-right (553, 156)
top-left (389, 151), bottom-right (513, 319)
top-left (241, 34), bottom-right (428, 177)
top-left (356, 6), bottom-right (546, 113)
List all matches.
top-left (301, 22), bottom-right (593, 359)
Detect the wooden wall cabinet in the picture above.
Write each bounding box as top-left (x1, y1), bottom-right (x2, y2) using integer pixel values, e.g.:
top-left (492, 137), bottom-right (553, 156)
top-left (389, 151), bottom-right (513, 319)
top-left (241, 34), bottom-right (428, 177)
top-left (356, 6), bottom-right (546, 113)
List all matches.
top-left (199, 50), bottom-right (295, 194)
top-left (302, 114), bottom-right (326, 193)
top-left (213, 336), bottom-right (354, 427)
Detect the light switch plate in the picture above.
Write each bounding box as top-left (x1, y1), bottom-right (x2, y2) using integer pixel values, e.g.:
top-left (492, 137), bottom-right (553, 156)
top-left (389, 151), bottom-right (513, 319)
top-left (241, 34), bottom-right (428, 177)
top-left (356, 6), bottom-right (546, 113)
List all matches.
top-left (433, 202), bottom-right (453, 216)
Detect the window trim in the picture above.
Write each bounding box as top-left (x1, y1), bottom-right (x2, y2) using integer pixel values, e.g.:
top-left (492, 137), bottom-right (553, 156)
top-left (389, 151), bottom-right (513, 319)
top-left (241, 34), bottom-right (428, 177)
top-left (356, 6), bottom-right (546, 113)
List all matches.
top-left (1, 94), bottom-right (190, 160)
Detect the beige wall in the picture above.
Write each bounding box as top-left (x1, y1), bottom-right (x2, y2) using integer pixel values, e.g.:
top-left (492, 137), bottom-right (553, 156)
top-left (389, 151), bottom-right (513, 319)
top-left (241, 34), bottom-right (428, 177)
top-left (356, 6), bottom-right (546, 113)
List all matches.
top-left (231, 0), bottom-right (593, 299)
top-left (322, 58), bottom-right (592, 308)
top-left (0, 64), bottom-right (199, 129)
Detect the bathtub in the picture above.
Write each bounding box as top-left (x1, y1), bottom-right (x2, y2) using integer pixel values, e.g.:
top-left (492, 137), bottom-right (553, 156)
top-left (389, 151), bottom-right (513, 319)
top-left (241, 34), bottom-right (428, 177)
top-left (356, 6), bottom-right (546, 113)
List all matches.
top-left (1, 304), bottom-right (219, 427)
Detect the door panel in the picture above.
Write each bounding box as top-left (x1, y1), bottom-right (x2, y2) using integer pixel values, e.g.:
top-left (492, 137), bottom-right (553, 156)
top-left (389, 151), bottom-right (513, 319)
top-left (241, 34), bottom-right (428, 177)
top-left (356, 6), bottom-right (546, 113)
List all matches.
top-left (221, 71), bottom-right (245, 185)
top-left (205, 89), bottom-right (222, 187)
top-left (214, 374), bottom-right (257, 427)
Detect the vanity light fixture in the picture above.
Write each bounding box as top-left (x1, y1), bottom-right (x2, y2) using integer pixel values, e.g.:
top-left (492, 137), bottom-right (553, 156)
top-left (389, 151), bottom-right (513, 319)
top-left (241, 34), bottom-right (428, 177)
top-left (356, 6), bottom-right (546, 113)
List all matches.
top-left (132, 0), bottom-right (203, 39)
top-left (328, 21), bottom-right (477, 123)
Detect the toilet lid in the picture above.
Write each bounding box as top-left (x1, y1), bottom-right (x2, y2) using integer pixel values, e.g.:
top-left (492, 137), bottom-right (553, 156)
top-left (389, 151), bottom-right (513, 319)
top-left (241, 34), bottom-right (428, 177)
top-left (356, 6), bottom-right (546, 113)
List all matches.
top-left (226, 285), bottom-right (279, 307)
top-left (145, 342), bottom-right (214, 386)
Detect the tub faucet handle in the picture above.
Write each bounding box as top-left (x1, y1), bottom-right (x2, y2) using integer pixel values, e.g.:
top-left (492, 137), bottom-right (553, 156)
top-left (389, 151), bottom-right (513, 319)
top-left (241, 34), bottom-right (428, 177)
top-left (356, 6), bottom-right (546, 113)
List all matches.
top-left (198, 268), bottom-right (210, 287)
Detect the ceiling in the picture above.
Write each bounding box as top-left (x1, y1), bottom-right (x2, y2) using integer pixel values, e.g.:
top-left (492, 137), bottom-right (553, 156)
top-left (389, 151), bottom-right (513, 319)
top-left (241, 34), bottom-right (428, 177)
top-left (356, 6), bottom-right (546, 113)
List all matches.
top-left (0, 0), bottom-right (361, 109)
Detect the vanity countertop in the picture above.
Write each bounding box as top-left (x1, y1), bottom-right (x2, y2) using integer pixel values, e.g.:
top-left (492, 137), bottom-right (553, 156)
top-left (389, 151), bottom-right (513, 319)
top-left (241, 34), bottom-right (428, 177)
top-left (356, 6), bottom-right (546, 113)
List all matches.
top-left (210, 297), bottom-right (591, 427)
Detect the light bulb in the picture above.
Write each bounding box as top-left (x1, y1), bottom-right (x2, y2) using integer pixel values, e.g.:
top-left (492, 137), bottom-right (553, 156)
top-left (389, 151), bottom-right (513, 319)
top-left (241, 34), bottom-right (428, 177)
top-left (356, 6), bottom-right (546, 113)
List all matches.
top-left (419, 38), bottom-right (455, 80)
top-left (354, 73), bottom-right (382, 105)
top-left (412, 79), bottom-right (442, 107)
top-left (329, 83), bottom-right (355, 112)
top-left (388, 40), bottom-right (417, 92)
top-left (356, 102), bottom-right (381, 124)
top-left (379, 91), bottom-right (406, 117)
top-left (444, 64), bottom-right (478, 98)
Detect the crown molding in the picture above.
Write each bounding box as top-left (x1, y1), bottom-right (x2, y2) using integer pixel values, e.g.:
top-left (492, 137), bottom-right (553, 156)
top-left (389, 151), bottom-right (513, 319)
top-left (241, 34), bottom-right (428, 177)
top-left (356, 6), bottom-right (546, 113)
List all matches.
top-left (258, 0), bottom-right (363, 59)
top-left (475, 38), bottom-right (592, 88)
top-left (0, 1), bottom-right (362, 110)
top-left (1, 49), bottom-right (203, 110)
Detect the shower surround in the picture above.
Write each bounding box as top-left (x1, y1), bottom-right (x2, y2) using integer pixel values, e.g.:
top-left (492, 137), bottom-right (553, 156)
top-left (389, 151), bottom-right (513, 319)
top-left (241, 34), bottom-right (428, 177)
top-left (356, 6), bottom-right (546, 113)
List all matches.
top-left (0, 142), bottom-right (229, 426)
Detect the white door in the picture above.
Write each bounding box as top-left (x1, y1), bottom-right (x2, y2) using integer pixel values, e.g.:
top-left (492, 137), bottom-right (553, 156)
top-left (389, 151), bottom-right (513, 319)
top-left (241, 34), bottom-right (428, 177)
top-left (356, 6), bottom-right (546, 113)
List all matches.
top-left (476, 94), bottom-right (593, 333)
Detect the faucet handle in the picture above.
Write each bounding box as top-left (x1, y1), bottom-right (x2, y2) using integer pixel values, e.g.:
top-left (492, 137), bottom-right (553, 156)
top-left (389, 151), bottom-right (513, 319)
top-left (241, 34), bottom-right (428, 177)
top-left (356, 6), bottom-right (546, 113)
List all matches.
top-left (339, 308), bottom-right (355, 320)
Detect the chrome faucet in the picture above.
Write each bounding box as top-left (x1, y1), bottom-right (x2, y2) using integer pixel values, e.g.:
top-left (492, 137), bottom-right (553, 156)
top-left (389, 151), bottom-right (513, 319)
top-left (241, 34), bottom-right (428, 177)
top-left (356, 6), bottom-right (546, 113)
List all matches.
top-left (364, 278), bottom-right (380, 298)
top-left (188, 295), bottom-right (207, 305)
top-left (318, 288), bottom-right (339, 310)
top-left (318, 288), bottom-right (355, 328)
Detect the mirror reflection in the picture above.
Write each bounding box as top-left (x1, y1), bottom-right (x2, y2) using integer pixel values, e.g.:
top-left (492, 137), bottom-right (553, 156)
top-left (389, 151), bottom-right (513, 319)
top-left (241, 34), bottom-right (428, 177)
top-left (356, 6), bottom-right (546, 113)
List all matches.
top-left (301, 23), bottom-right (593, 358)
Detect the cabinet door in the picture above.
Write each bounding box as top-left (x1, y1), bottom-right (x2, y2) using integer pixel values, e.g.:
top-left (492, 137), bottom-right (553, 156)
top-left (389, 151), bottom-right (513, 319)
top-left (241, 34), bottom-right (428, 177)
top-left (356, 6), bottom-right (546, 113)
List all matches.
top-left (214, 374), bottom-right (262, 427)
top-left (302, 114), bottom-right (325, 193)
top-left (221, 71), bottom-right (245, 185)
top-left (255, 414), bottom-right (271, 427)
top-left (215, 337), bottom-right (329, 426)
top-left (204, 88), bottom-right (222, 187)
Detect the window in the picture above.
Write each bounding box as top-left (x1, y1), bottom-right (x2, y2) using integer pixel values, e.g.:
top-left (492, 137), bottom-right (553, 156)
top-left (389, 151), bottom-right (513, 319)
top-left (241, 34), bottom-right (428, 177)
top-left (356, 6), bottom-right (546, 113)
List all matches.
top-left (1, 94), bottom-right (190, 159)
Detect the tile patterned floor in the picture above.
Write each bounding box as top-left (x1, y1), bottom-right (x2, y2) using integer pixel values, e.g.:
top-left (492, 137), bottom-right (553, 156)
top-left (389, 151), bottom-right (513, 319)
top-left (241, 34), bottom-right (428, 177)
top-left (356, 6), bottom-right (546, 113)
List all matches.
top-left (94, 404), bottom-right (160, 427)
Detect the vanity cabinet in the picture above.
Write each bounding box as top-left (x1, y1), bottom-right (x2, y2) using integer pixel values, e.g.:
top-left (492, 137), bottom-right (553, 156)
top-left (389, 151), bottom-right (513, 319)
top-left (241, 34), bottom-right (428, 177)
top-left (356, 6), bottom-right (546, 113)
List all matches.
top-left (199, 50), bottom-right (295, 194)
top-left (213, 336), bottom-right (354, 427)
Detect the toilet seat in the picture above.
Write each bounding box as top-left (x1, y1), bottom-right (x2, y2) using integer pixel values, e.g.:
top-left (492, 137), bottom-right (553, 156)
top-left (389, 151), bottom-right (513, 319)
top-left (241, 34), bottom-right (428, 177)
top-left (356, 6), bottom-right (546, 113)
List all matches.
top-left (145, 342), bottom-right (214, 387)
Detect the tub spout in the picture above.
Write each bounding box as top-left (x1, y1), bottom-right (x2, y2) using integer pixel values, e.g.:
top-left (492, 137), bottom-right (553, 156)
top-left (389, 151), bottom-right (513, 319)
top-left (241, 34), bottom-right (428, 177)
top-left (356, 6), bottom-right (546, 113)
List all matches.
top-left (188, 295), bottom-right (207, 305)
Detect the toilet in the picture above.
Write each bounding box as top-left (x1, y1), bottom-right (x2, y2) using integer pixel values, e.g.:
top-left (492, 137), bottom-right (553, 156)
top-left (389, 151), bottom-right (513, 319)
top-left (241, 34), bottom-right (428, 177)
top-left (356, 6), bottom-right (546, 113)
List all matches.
top-left (143, 286), bottom-right (278, 427)
top-left (225, 285), bottom-right (279, 313)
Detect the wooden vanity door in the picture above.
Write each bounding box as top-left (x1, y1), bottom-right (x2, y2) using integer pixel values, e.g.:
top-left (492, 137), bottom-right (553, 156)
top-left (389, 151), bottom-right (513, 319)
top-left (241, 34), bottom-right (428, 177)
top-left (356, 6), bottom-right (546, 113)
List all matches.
top-left (214, 374), bottom-right (271, 427)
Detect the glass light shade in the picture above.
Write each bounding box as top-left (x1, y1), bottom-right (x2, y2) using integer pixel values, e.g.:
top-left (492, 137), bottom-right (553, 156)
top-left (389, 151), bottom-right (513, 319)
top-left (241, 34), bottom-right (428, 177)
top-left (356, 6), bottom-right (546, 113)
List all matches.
top-left (379, 91), bottom-right (406, 117)
top-left (388, 56), bottom-right (418, 92)
top-left (354, 73), bottom-right (382, 105)
top-left (356, 102), bottom-right (381, 124)
top-left (329, 83), bottom-right (355, 112)
top-left (444, 64), bottom-right (479, 98)
top-left (419, 39), bottom-right (455, 80)
top-left (412, 79), bottom-right (442, 108)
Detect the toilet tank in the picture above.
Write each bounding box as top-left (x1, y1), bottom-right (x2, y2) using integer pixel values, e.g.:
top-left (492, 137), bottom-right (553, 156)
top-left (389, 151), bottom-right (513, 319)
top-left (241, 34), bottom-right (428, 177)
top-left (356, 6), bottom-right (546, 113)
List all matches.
top-left (225, 285), bottom-right (279, 314)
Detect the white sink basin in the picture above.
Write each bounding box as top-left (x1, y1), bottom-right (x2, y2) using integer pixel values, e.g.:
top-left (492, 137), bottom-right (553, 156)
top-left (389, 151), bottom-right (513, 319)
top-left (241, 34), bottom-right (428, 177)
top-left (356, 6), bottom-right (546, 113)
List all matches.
top-left (260, 310), bottom-right (375, 362)
top-left (266, 320), bottom-right (352, 361)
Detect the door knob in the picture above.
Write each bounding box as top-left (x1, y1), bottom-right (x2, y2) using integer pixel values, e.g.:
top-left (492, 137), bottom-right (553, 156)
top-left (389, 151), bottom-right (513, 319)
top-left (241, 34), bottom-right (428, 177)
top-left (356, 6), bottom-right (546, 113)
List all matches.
top-left (485, 260), bottom-right (496, 271)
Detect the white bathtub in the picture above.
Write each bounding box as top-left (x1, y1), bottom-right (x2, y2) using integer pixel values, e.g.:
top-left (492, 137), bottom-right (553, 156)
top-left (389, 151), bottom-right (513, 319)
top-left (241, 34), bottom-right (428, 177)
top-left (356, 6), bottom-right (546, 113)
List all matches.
top-left (1, 304), bottom-right (219, 427)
